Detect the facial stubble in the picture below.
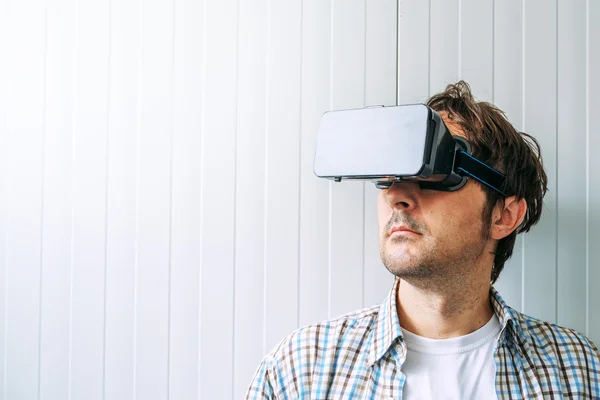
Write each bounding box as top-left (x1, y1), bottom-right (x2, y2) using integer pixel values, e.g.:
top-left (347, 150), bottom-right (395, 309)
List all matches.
top-left (380, 210), bottom-right (491, 285)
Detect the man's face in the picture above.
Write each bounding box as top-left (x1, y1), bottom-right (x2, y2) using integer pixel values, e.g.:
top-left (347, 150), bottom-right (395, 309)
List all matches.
top-left (377, 114), bottom-right (494, 282)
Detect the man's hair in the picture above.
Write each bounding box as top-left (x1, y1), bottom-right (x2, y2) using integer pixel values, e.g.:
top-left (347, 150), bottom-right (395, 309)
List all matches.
top-left (426, 81), bottom-right (548, 283)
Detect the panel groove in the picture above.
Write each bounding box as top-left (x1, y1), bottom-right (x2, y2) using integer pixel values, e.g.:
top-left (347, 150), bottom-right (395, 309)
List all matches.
top-left (37, 5), bottom-right (49, 400)
top-left (262, 0), bottom-right (270, 357)
top-left (132, 0), bottom-right (144, 395)
top-left (428, 0), bottom-right (431, 96)
top-left (231, 0), bottom-right (240, 391)
top-left (296, 0), bottom-right (304, 329)
top-left (327, 183), bottom-right (332, 320)
top-left (197, 0), bottom-right (207, 396)
top-left (327, 0), bottom-right (334, 320)
top-left (361, 184), bottom-right (366, 308)
top-left (362, 0), bottom-right (367, 309)
top-left (0, 5), bottom-right (7, 385)
top-left (101, 0), bottom-right (113, 397)
top-left (458, 0), bottom-right (462, 77)
top-left (554, 0), bottom-right (559, 325)
top-left (67, 0), bottom-right (81, 396)
top-left (491, 0), bottom-right (495, 100)
top-left (590, 0), bottom-right (600, 345)
top-left (166, 0), bottom-right (176, 396)
top-left (521, 0), bottom-right (526, 313)
top-left (396, 0), bottom-right (400, 104)
top-left (585, 0), bottom-right (590, 337)
top-left (2, 190), bottom-right (6, 400)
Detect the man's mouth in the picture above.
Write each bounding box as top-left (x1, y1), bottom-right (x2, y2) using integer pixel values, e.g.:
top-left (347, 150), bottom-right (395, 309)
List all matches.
top-left (389, 225), bottom-right (420, 236)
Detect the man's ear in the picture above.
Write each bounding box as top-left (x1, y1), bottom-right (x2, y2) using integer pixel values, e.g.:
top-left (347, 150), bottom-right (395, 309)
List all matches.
top-left (490, 196), bottom-right (527, 240)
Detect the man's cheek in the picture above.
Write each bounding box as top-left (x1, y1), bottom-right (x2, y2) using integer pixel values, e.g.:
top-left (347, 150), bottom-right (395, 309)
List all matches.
top-left (377, 208), bottom-right (393, 232)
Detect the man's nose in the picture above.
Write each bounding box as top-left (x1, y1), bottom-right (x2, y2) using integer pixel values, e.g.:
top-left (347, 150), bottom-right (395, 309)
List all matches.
top-left (384, 181), bottom-right (419, 211)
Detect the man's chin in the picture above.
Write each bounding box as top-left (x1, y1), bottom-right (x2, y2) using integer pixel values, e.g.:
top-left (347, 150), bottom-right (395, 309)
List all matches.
top-left (380, 249), bottom-right (436, 278)
top-left (381, 253), bottom-right (418, 274)
top-left (385, 263), bottom-right (421, 277)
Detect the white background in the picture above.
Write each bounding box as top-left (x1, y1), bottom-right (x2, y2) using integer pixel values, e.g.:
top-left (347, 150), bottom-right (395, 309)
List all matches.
top-left (0, 0), bottom-right (598, 399)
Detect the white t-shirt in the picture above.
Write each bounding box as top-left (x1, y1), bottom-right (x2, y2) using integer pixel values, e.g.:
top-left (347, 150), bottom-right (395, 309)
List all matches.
top-left (400, 314), bottom-right (502, 400)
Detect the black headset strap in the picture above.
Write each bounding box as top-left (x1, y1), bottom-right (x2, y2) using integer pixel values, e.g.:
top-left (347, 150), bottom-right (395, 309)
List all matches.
top-left (417, 148), bottom-right (509, 196)
top-left (454, 151), bottom-right (508, 196)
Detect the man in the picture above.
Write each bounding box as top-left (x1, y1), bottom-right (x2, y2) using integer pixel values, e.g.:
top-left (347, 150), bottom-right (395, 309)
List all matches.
top-left (245, 81), bottom-right (600, 399)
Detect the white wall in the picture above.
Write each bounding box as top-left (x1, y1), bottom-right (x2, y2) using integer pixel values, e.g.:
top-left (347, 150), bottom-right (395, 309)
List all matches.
top-left (0, 0), bottom-right (598, 399)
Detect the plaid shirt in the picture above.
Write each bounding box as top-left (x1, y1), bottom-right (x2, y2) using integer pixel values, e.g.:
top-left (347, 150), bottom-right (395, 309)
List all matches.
top-left (246, 279), bottom-right (600, 399)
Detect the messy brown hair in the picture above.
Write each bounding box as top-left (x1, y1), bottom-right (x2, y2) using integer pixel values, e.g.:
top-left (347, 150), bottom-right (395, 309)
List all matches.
top-left (426, 81), bottom-right (548, 283)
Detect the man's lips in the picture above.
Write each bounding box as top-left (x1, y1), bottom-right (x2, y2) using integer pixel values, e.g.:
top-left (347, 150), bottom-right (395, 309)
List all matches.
top-left (389, 225), bottom-right (420, 236)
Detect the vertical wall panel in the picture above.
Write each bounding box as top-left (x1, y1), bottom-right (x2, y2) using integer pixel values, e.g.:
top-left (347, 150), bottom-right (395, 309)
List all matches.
top-left (104, 0), bottom-right (140, 399)
top-left (233, 0), bottom-right (267, 397)
top-left (522, 0), bottom-right (558, 323)
top-left (430, 0), bottom-right (459, 95)
top-left (299, 0), bottom-right (331, 329)
top-left (492, 0), bottom-right (524, 311)
top-left (135, 0), bottom-right (174, 398)
top-left (169, 0), bottom-right (204, 398)
top-left (556, 0), bottom-right (587, 334)
top-left (460, 0), bottom-right (494, 100)
top-left (199, 0), bottom-right (237, 397)
top-left (363, 0), bottom-right (397, 308)
top-left (3, 1), bottom-right (45, 399)
top-left (398, 0), bottom-right (429, 103)
top-left (69, 1), bottom-right (110, 398)
top-left (104, 0), bottom-right (139, 398)
top-left (264, 0), bottom-right (303, 350)
top-left (39, 0), bottom-right (75, 398)
top-left (0, 2), bottom-right (7, 394)
top-left (588, 0), bottom-right (600, 345)
top-left (329, 0), bottom-right (366, 319)
top-left (365, 0), bottom-right (397, 110)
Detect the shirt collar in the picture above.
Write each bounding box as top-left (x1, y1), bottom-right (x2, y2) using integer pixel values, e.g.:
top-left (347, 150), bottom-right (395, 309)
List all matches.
top-left (489, 285), bottom-right (527, 348)
top-left (367, 279), bottom-right (526, 367)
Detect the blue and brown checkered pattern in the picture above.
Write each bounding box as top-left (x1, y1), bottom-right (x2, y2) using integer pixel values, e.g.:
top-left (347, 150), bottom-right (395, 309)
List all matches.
top-left (246, 279), bottom-right (600, 399)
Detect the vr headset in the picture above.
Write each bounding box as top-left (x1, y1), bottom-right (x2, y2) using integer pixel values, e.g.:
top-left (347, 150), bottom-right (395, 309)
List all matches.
top-left (313, 104), bottom-right (509, 197)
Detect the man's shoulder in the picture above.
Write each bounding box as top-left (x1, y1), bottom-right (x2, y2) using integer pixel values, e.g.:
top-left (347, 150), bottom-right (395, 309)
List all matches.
top-left (516, 310), bottom-right (598, 353)
top-left (246, 305), bottom-right (382, 398)
top-left (510, 308), bottom-right (600, 371)
top-left (265, 304), bottom-right (381, 365)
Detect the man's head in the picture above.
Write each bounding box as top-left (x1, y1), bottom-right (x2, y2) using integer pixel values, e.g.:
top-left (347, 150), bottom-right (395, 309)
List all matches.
top-left (378, 81), bottom-right (548, 285)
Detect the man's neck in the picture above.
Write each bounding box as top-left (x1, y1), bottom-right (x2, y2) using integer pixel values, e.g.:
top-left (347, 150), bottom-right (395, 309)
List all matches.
top-left (395, 277), bottom-right (494, 339)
